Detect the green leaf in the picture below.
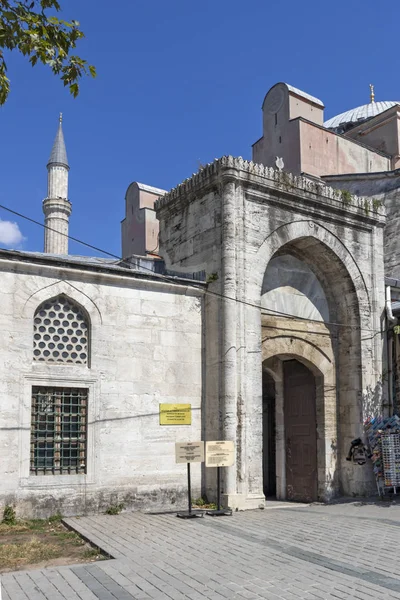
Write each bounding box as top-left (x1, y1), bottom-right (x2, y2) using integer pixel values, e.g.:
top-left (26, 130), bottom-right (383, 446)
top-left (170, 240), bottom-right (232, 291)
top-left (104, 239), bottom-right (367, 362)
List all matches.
top-left (0, 0), bottom-right (95, 104)
top-left (69, 81), bottom-right (78, 97)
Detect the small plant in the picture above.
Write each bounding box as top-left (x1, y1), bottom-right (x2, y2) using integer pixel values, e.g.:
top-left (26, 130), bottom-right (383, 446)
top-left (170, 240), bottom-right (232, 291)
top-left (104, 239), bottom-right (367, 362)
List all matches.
top-left (340, 189), bottom-right (352, 205)
top-left (105, 503), bottom-right (124, 515)
top-left (192, 497), bottom-right (205, 506)
top-left (192, 497), bottom-right (218, 510)
top-left (206, 272), bottom-right (218, 283)
top-left (372, 198), bottom-right (383, 212)
top-left (83, 547), bottom-right (103, 561)
top-left (48, 512), bottom-right (63, 524)
top-left (2, 505), bottom-right (17, 526)
top-left (363, 199), bottom-right (370, 215)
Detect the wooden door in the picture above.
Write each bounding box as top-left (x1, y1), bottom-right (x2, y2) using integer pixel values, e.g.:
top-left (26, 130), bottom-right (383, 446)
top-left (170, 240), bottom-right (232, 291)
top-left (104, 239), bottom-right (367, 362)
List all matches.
top-left (284, 360), bottom-right (317, 502)
top-left (262, 371), bottom-right (276, 497)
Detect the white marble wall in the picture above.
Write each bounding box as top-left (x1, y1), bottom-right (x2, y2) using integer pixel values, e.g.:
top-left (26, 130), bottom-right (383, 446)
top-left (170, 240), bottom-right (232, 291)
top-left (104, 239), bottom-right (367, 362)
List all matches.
top-left (0, 259), bottom-right (203, 518)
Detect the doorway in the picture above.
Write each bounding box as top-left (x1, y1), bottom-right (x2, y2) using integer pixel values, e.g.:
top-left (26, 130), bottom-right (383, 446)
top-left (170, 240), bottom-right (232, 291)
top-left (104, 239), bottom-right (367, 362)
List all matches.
top-left (284, 359), bottom-right (317, 502)
top-left (262, 370), bottom-right (276, 497)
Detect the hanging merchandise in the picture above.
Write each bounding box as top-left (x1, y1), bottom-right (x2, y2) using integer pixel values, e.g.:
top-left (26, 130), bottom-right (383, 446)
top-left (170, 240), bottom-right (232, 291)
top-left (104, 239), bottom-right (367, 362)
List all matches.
top-left (381, 434), bottom-right (400, 491)
top-left (364, 415), bottom-right (400, 495)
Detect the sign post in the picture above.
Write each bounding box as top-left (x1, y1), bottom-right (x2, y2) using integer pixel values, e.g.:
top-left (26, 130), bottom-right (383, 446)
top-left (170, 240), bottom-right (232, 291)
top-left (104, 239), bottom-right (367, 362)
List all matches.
top-left (205, 441), bottom-right (234, 516)
top-left (175, 441), bottom-right (205, 519)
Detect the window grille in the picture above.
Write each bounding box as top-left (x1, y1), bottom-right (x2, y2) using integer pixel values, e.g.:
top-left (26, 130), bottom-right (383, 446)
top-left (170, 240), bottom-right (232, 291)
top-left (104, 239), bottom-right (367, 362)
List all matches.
top-left (30, 386), bottom-right (88, 475)
top-left (33, 295), bottom-right (89, 364)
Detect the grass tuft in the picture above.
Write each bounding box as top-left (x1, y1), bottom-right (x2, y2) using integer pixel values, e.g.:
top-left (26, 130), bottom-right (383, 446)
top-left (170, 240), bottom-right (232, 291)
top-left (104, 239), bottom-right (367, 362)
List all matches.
top-left (0, 515), bottom-right (105, 572)
top-left (0, 538), bottom-right (59, 571)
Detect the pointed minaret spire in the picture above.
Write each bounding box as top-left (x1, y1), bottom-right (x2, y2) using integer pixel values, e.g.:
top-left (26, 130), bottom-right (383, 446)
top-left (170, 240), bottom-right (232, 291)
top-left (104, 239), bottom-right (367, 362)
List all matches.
top-left (47, 112), bottom-right (69, 170)
top-left (43, 115), bottom-right (72, 254)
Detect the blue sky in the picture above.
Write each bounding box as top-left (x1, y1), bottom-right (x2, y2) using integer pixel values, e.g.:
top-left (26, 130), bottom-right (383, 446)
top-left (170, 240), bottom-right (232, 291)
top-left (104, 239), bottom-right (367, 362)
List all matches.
top-left (0, 0), bottom-right (398, 258)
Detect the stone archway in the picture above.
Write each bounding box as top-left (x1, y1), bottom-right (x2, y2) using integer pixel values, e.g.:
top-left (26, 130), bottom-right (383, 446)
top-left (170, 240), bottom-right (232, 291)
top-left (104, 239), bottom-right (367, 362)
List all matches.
top-left (262, 336), bottom-right (336, 501)
top-left (255, 225), bottom-right (369, 499)
top-left (156, 159), bottom-right (385, 508)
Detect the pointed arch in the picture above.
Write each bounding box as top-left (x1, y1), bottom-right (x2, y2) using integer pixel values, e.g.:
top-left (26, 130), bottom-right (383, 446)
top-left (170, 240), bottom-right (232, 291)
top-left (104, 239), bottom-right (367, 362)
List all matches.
top-left (33, 294), bottom-right (90, 365)
top-left (252, 219), bottom-right (371, 328)
top-left (23, 280), bottom-right (102, 325)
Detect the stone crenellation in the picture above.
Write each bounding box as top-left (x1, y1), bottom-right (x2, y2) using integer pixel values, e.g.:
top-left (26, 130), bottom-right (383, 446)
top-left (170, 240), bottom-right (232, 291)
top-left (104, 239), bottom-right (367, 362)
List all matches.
top-left (155, 155), bottom-right (385, 218)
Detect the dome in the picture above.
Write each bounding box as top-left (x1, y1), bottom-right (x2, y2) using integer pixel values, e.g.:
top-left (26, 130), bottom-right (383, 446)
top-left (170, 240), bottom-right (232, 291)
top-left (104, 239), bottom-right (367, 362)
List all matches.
top-left (324, 101), bottom-right (400, 130)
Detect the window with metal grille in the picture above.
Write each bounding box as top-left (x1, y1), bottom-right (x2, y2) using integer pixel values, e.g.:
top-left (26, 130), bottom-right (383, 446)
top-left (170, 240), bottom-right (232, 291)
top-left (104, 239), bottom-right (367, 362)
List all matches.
top-left (33, 295), bottom-right (89, 364)
top-left (30, 387), bottom-right (88, 475)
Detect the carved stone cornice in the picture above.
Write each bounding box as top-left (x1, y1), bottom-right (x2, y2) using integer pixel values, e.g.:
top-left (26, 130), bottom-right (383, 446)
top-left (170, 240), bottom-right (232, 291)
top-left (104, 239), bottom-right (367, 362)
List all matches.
top-left (155, 156), bottom-right (386, 225)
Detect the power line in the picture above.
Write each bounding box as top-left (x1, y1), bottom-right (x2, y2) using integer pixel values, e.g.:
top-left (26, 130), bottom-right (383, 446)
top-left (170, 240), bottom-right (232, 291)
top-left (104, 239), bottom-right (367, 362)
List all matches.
top-left (0, 202), bottom-right (388, 338)
top-left (0, 203), bottom-right (122, 262)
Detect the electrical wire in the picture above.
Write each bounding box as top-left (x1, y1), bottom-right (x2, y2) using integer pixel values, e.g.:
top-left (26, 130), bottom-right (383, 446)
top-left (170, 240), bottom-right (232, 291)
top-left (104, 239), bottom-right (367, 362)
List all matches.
top-left (0, 203), bottom-right (123, 262)
top-left (0, 202), bottom-right (388, 339)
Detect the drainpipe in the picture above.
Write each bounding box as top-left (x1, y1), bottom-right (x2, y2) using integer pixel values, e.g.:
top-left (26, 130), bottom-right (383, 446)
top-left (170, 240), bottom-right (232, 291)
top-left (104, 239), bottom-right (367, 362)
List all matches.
top-left (385, 286), bottom-right (397, 416)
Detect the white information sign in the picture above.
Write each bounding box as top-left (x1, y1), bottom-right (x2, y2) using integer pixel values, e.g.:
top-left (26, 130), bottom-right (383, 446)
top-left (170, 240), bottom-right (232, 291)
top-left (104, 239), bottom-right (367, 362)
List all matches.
top-left (175, 441), bottom-right (204, 464)
top-left (205, 441), bottom-right (235, 467)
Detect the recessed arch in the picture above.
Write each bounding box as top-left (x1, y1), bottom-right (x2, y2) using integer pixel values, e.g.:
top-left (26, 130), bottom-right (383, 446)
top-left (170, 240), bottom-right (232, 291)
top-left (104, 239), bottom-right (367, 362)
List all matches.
top-left (262, 329), bottom-right (337, 368)
top-left (262, 336), bottom-right (337, 501)
top-left (33, 294), bottom-right (90, 365)
top-left (262, 254), bottom-right (330, 322)
top-left (23, 280), bottom-right (102, 325)
top-left (253, 219), bottom-right (371, 328)
top-left (258, 221), bottom-right (367, 498)
top-left (262, 334), bottom-right (334, 375)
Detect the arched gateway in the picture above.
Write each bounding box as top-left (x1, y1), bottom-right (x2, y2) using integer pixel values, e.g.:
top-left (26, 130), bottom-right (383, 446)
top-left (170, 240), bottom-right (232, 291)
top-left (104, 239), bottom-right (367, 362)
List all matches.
top-left (156, 156), bottom-right (386, 509)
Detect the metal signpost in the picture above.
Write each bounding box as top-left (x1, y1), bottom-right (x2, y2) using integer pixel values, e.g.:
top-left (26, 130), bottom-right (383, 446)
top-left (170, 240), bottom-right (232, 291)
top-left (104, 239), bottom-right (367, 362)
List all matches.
top-left (205, 441), bottom-right (234, 516)
top-left (175, 441), bottom-right (205, 518)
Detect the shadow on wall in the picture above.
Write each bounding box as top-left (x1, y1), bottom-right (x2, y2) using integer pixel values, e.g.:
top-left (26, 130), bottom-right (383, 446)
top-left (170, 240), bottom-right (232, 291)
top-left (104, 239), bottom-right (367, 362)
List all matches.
top-left (261, 254), bottom-right (330, 321)
top-left (362, 379), bottom-right (383, 421)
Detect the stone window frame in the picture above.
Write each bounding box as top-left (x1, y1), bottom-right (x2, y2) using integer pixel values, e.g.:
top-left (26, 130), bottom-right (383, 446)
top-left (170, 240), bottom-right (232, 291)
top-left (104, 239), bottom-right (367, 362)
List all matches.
top-left (30, 386), bottom-right (88, 476)
top-left (19, 375), bottom-right (97, 487)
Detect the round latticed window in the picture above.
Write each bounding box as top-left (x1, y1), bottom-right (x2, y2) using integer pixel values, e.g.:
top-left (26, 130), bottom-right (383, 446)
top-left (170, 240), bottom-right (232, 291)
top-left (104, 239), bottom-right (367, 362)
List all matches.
top-left (33, 295), bottom-right (89, 364)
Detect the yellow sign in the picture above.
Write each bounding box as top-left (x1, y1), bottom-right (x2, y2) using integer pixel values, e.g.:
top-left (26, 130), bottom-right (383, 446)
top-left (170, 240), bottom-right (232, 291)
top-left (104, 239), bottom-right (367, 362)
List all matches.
top-left (159, 403), bottom-right (191, 425)
top-left (175, 441), bottom-right (204, 463)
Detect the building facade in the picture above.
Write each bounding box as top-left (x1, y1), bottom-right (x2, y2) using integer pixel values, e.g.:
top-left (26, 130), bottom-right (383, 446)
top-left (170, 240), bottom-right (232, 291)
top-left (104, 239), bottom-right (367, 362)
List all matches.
top-left (156, 157), bottom-right (385, 506)
top-left (0, 250), bottom-right (204, 517)
top-left (2, 82), bottom-right (400, 516)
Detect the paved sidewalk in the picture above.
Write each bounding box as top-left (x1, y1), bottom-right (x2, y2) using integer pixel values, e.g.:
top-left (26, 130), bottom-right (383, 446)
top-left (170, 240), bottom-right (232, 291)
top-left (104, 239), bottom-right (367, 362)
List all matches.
top-left (2, 501), bottom-right (400, 599)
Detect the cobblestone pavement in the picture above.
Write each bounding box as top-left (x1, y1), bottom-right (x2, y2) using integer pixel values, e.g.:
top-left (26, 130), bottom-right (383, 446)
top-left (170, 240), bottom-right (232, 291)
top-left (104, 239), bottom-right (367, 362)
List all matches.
top-left (2, 501), bottom-right (400, 599)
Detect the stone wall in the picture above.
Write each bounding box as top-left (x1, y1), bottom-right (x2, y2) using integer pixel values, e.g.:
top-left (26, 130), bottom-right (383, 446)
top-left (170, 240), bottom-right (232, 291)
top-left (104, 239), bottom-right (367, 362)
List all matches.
top-left (156, 156), bottom-right (386, 506)
top-left (0, 256), bottom-right (203, 518)
top-left (322, 172), bottom-right (400, 280)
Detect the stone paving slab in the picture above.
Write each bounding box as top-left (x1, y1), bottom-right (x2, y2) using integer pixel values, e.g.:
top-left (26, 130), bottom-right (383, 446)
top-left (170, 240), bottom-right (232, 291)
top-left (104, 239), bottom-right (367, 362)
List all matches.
top-left (2, 502), bottom-right (400, 599)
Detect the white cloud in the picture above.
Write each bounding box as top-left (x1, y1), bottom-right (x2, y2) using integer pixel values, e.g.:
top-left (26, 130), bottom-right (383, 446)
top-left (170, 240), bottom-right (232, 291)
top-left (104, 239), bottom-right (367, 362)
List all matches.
top-left (0, 219), bottom-right (25, 246)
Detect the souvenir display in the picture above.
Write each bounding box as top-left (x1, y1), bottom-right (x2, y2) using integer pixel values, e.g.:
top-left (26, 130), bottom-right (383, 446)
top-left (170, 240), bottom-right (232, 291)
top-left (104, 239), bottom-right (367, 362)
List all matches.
top-left (365, 415), bottom-right (400, 495)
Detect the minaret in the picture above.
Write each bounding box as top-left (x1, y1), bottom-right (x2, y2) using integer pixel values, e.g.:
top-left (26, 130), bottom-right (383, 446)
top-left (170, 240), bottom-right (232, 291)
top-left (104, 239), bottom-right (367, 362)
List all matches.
top-left (42, 114), bottom-right (71, 254)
